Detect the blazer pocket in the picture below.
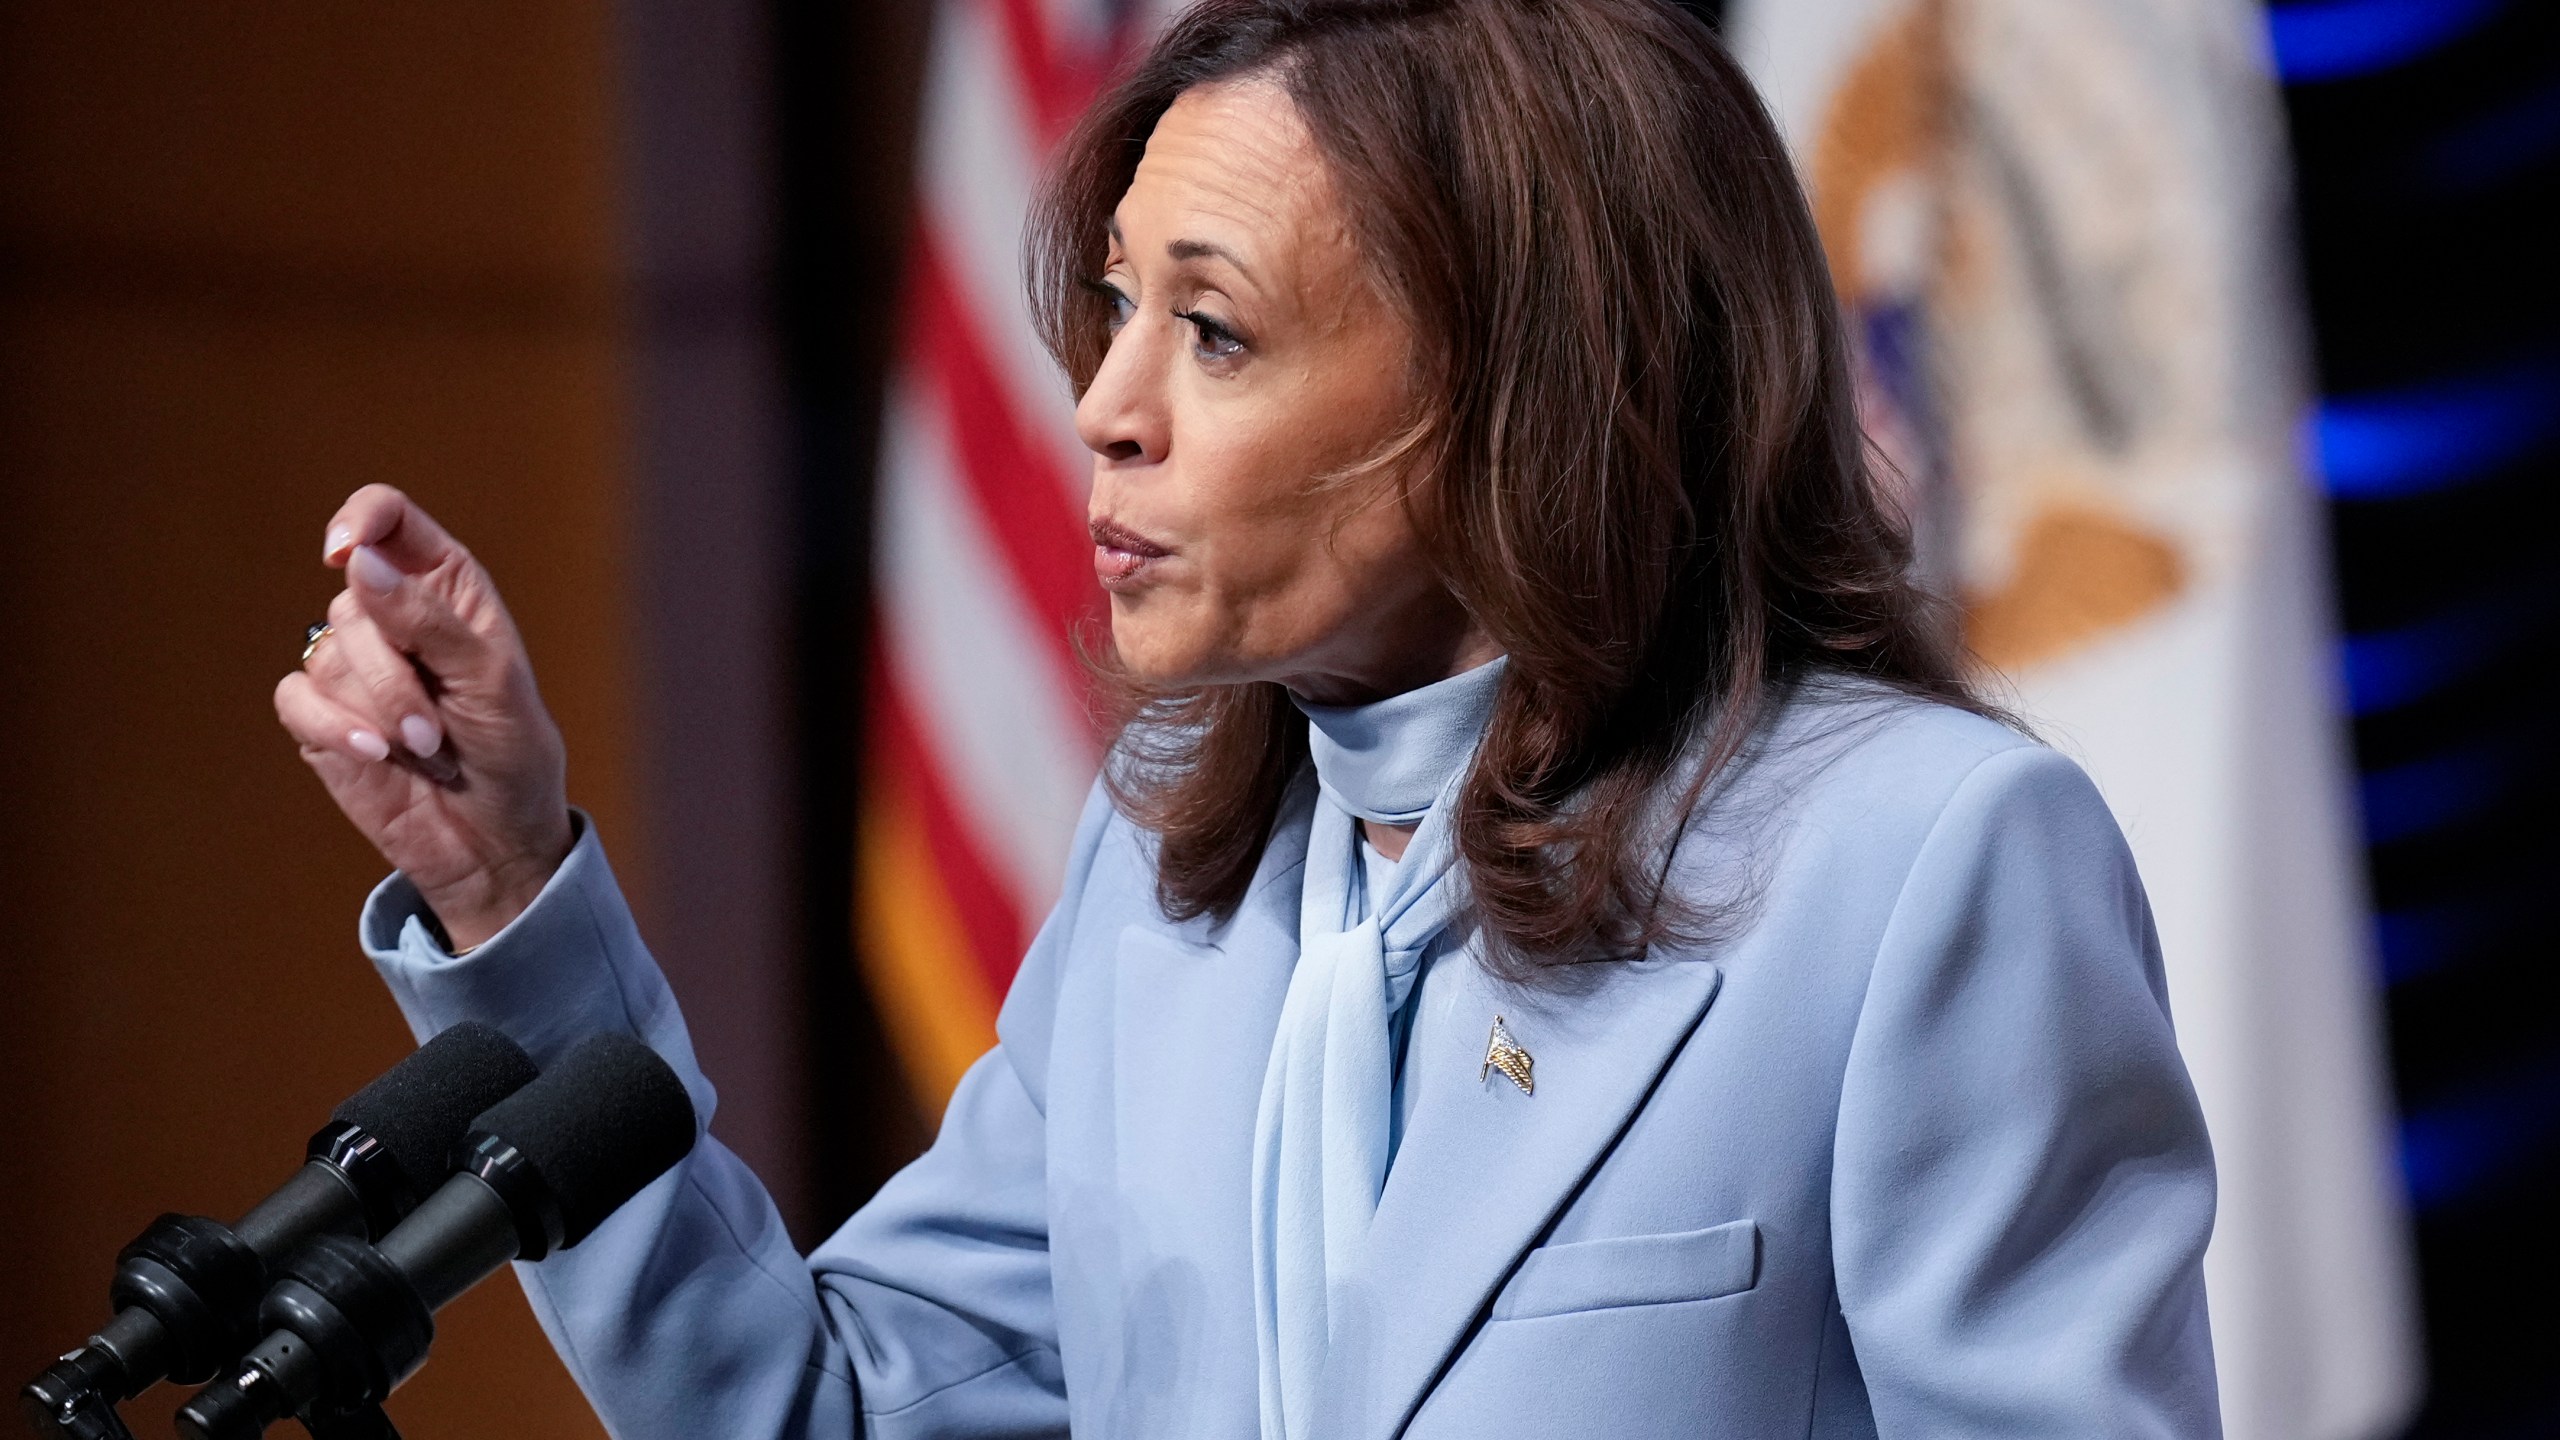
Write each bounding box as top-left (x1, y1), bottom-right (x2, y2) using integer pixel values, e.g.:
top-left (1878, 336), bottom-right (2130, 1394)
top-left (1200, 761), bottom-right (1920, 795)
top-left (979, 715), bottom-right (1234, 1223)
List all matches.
top-left (1490, 1220), bottom-right (1761, 1322)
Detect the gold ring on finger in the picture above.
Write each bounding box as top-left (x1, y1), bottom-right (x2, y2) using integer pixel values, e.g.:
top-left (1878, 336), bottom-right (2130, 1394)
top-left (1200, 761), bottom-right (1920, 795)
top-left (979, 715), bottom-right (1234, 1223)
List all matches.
top-left (302, 621), bottom-right (335, 664)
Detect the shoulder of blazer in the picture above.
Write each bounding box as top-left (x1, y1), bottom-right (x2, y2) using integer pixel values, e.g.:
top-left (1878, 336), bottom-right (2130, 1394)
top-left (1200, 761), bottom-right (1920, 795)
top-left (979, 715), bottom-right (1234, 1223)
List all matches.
top-left (1653, 678), bottom-right (2044, 916)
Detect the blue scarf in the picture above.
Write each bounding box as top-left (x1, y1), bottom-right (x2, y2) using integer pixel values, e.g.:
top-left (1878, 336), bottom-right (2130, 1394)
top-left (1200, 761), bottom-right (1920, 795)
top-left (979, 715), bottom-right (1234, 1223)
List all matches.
top-left (1251, 655), bottom-right (1507, 1440)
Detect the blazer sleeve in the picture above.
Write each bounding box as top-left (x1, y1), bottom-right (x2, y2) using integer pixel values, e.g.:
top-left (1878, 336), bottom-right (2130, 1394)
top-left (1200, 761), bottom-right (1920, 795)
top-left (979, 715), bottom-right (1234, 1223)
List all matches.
top-left (1829, 744), bottom-right (2222, 1439)
top-left (360, 785), bottom-right (1119, 1440)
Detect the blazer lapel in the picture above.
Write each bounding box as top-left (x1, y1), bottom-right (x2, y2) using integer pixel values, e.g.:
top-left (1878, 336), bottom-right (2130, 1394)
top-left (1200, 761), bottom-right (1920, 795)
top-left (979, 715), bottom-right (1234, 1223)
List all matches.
top-left (1107, 776), bottom-right (1316, 1257)
top-left (1090, 780), bottom-right (1315, 1434)
top-left (1107, 884), bottom-right (1305, 1236)
top-left (1315, 948), bottom-right (1725, 1440)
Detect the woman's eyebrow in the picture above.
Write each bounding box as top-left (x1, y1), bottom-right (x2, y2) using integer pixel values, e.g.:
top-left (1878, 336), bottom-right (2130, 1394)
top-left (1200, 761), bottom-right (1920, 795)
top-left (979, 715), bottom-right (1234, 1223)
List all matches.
top-left (1168, 237), bottom-right (1252, 277)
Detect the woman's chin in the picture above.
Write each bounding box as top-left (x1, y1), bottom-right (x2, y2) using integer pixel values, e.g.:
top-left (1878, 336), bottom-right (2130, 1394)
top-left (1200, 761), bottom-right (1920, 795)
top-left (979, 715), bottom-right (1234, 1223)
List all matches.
top-left (1107, 618), bottom-right (1201, 687)
top-left (1107, 616), bottom-right (1261, 691)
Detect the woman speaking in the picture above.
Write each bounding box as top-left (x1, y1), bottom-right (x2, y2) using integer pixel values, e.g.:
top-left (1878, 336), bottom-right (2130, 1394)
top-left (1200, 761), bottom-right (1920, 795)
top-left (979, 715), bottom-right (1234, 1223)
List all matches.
top-left (275, 0), bottom-right (2219, 1434)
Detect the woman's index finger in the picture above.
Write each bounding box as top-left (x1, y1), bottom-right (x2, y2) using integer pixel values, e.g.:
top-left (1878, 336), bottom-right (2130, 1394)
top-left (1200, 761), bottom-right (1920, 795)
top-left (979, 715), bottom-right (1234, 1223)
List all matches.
top-left (324, 485), bottom-right (463, 575)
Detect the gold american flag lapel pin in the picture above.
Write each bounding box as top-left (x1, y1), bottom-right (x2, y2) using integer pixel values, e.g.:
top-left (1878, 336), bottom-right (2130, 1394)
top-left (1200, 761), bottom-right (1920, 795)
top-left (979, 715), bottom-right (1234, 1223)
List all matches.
top-left (1482, 1015), bottom-right (1534, 1095)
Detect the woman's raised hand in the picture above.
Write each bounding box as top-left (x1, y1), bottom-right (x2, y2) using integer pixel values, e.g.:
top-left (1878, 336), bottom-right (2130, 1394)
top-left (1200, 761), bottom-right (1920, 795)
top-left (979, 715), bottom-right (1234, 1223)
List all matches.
top-left (275, 486), bottom-right (574, 950)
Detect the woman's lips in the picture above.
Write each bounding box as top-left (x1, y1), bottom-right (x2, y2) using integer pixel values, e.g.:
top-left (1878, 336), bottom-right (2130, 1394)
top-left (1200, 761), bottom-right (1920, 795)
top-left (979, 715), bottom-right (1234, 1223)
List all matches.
top-left (1090, 517), bottom-right (1171, 589)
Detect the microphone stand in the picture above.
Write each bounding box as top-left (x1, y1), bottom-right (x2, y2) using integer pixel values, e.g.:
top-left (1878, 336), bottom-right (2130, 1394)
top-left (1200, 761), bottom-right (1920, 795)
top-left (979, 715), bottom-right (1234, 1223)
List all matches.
top-left (17, 1377), bottom-right (137, 1440)
top-left (22, 1381), bottom-right (405, 1440)
top-left (22, 1376), bottom-right (401, 1440)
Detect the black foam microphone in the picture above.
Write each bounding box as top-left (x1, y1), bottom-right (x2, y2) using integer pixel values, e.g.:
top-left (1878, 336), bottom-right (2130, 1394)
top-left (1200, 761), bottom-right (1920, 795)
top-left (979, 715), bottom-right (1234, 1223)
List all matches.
top-left (20, 1023), bottom-right (539, 1440)
top-left (174, 1033), bottom-right (697, 1440)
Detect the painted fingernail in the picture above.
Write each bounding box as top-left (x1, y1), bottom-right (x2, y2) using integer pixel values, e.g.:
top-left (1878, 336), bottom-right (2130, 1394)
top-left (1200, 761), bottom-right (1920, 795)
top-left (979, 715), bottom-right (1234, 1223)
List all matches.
top-left (399, 713), bottom-right (443, 758)
top-left (350, 544), bottom-right (402, 595)
top-left (349, 728), bottom-right (392, 761)
top-left (324, 526), bottom-right (356, 561)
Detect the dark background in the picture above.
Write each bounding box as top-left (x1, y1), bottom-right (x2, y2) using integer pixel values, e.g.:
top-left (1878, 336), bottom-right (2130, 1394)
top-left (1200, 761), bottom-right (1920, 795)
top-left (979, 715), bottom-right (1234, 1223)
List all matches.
top-left (2275, 4), bottom-right (2560, 1434)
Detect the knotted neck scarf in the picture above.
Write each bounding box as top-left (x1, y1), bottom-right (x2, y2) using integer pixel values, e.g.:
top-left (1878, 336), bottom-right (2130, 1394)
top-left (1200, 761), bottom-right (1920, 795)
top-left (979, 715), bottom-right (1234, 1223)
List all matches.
top-left (1251, 655), bottom-right (1508, 1440)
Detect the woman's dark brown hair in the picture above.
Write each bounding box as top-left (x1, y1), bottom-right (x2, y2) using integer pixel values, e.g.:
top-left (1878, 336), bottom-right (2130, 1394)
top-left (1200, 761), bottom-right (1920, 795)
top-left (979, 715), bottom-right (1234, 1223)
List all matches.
top-left (1029, 0), bottom-right (1981, 967)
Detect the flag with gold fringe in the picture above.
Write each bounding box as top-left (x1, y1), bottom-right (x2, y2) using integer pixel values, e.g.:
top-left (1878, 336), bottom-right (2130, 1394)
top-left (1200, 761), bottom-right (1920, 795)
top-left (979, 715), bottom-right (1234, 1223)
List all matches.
top-left (857, 0), bottom-right (1124, 1113)
top-left (1727, 0), bottom-right (2422, 1434)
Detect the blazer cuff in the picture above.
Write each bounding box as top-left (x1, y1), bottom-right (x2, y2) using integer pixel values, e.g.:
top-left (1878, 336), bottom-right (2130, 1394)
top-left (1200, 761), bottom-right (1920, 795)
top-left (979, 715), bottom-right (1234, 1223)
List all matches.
top-left (357, 809), bottom-right (716, 1128)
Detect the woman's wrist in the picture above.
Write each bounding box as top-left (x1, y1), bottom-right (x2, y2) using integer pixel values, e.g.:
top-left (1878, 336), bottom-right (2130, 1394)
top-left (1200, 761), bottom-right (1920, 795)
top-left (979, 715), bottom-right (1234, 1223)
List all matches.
top-left (419, 818), bottom-right (575, 953)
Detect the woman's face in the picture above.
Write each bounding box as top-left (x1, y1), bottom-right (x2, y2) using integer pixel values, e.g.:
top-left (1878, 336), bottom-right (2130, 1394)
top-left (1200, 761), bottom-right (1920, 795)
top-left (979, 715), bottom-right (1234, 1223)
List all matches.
top-left (1078, 79), bottom-right (1492, 705)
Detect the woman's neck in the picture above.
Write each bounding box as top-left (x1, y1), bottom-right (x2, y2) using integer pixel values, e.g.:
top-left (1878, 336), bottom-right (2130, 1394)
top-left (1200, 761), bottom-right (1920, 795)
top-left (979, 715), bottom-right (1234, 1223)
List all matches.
top-left (1281, 619), bottom-right (1504, 708)
top-left (1362, 817), bottom-right (1419, 863)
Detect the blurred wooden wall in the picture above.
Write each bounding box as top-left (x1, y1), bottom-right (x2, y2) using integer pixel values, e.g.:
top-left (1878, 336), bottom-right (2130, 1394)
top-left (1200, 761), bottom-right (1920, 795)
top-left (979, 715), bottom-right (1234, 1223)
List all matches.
top-left (0, 4), bottom-right (642, 1434)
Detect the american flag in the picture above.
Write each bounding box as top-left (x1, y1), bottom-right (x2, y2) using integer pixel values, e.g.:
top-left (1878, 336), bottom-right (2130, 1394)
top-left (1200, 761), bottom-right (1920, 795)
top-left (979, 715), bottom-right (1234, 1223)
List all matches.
top-left (857, 0), bottom-right (1133, 1111)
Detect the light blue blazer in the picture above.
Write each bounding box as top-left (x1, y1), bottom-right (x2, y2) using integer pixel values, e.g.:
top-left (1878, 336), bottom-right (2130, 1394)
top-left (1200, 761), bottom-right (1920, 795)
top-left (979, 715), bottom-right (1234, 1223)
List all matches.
top-left (361, 683), bottom-right (2220, 1438)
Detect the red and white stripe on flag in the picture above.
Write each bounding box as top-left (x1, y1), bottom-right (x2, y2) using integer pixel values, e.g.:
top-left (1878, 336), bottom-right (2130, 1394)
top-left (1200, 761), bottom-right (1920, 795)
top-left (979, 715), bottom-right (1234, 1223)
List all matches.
top-left (858, 0), bottom-right (1131, 1112)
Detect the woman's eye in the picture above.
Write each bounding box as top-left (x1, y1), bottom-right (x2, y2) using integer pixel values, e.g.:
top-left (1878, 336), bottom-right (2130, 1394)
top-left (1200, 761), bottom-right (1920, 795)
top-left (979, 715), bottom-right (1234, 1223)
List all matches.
top-left (1084, 278), bottom-right (1136, 333)
top-left (1175, 310), bottom-right (1245, 361)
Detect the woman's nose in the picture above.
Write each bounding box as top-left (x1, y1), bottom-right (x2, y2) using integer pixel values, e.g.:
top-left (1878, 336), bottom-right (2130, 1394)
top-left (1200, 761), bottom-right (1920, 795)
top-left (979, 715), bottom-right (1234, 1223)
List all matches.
top-left (1074, 327), bottom-right (1167, 465)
